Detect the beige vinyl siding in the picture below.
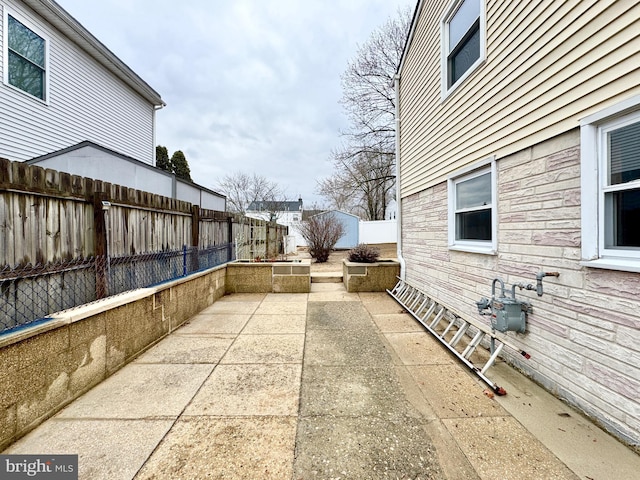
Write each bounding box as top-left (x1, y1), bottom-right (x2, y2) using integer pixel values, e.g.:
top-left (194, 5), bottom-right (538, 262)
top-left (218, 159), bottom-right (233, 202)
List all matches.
top-left (399, 0), bottom-right (640, 198)
top-left (0, 0), bottom-right (154, 164)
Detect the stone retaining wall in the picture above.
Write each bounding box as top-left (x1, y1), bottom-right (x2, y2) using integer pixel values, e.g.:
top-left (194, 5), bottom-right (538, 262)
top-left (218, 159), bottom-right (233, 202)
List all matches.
top-left (0, 266), bottom-right (226, 451)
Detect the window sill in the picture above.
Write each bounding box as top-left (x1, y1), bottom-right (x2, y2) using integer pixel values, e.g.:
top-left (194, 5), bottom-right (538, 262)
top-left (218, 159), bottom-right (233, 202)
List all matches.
top-left (580, 258), bottom-right (640, 273)
top-left (449, 244), bottom-right (496, 255)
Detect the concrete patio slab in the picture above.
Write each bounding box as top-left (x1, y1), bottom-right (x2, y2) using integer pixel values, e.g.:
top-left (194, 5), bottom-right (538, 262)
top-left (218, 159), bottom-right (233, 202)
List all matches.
top-left (384, 331), bottom-right (457, 365)
top-left (56, 364), bottom-right (213, 419)
top-left (371, 312), bottom-right (425, 332)
top-left (407, 364), bottom-right (507, 418)
top-left (359, 292), bottom-right (410, 314)
top-left (303, 329), bottom-right (391, 367)
top-left (260, 293), bottom-right (308, 303)
top-left (198, 301), bottom-right (261, 315)
top-left (293, 416), bottom-right (444, 479)
top-left (4, 419), bottom-right (173, 480)
top-left (253, 301), bottom-right (307, 315)
top-left (306, 302), bottom-right (377, 331)
top-left (242, 314), bottom-right (306, 334)
top-left (134, 334), bottom-right (234, 364)
top-left (221, 334), bottom-right (305, 364)
top-left (300, 365), bottom-right (413, 417)
top-left (178, 313), bottom-right (250, 334)
top-left (4, 289), bottom-right (638, 480)
top-left (184, 364), bottom-right (301, 416)
top-left (308, 289), bottom-right (361, 301)
top-left (215, 293), bottom-right (266, 302)
top-left (443, 416), bottom-right (578, 480)
top-left (492, 361), bottom-right (640, 480)
top-left (134, 416), bottom-right (297, 480)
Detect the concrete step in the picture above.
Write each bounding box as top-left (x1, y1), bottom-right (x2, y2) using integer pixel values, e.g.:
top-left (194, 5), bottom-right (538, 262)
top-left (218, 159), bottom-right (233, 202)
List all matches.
top-left (311, 272), bottom-right (343, 283)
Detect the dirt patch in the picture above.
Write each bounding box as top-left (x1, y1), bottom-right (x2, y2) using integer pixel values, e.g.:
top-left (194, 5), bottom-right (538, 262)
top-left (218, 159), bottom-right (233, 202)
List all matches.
top-left (288, 243), bottom-right (397, 273)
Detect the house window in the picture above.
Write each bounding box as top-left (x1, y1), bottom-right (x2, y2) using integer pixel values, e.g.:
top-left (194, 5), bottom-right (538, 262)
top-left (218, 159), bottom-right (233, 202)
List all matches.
top-left (581, 99), bottom-right (640, 272)
top-left (5, 13), bottom-right (47, 100)
top-left (442, 0), bottom-right (485, 97)
top-left (448, 159), bottom-right (496, 254)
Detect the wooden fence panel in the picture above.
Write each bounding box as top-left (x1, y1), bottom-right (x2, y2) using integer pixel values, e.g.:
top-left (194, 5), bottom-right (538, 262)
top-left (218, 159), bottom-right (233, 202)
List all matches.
top-left (0, 158), bottom-right (289, 268)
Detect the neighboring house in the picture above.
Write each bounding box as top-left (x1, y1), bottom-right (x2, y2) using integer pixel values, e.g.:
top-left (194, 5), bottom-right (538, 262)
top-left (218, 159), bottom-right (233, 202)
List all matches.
top-left (247, 197), bottom-right (304, 247)
top-left (246, 197), bottom-right (304, 225)
top-left (396, 0), bottom-right (639, 448)
top-left (27, 141), bottom-right (226, 211)
top-left (1, 0), bottom-right (164, 164)
top-left (1, 1), bottom-right (225, 211)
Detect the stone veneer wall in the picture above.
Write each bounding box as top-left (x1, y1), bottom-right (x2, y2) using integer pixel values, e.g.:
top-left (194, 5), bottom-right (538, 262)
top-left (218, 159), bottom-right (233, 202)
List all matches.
top-left (0, 266), bottom-right (227, 451)
top-left (401, 129), bottom-right (639, 448)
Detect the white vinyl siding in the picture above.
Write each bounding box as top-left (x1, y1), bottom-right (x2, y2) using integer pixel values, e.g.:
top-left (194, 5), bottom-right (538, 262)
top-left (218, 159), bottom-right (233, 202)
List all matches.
top-left (0, 0), bottom-right (155, 164)
top-left (399, 0), bottom-right (640, 199)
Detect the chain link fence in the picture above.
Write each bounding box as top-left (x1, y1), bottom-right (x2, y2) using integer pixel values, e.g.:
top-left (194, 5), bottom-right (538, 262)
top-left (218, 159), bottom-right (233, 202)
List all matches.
top-left (1, 244), bottom-right (233, 335)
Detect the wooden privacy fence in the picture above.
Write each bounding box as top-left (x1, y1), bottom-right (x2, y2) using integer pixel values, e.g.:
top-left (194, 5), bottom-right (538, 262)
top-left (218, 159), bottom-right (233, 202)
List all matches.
top-left (0, 158), bottom-right (287, 267)
top-left (0, 158), bottom-right (287, 333)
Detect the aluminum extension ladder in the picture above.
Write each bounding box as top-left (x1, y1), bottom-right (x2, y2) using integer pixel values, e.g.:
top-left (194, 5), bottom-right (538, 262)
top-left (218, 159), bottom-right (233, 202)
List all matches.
top-left (387, 277), bottom-right (531, 395)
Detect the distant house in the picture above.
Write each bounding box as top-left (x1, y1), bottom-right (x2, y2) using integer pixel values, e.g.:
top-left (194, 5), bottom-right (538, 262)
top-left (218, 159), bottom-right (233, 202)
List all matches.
top-left (246, 197), bottom-right (304, 224)
top-left (396, 0), bottom-right (640, 447)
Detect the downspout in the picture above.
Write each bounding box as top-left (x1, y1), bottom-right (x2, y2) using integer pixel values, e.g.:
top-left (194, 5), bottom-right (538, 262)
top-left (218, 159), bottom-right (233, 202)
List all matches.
top-left (152, 104), bottom-right (164, 166)
top-left (394, 73), bottom-right (406, 279)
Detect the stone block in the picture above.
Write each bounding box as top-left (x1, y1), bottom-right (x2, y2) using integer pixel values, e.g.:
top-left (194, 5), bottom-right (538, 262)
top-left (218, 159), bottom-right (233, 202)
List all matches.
top-left (343, 260), bottom-right (400, 292)
top-left (272, 275), bottom-right (310, 293)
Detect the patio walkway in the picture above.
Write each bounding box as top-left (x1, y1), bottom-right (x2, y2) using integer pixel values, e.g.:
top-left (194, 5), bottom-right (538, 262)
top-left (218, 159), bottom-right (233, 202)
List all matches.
top-left (4, 283), bottom-right (639, 479)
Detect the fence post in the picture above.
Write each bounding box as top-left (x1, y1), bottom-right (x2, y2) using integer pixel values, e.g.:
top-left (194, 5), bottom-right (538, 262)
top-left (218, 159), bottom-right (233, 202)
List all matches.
top-left (93, 192), bottom-right (109, 299)
top-left (182, 244), bottom-right (187, 276)
top-left (191, 205), bottom-right (200, 272)
top-left (227, 215), bottom-right (234, 261)
top-left (266, 222), bottom-right (271, 259)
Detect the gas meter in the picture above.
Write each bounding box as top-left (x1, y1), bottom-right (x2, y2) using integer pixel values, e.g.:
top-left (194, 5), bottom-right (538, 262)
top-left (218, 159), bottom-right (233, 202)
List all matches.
top-left (476, 272), bottom-right (559, 333)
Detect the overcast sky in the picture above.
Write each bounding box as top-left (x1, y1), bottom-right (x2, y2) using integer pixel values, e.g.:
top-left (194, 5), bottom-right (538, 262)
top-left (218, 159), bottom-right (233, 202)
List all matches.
top-left (56, 0), bottom-right (414, 206)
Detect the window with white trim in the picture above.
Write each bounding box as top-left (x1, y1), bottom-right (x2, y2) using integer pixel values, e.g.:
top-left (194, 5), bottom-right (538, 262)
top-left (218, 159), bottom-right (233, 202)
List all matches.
top-left (581, 100), bottom-right (640, 272)
top-left (4, 12), bottom-right (47, 101)
top-left (442, 0), bottom-right (485, 97)
top-left (448, 159), bottom-right (496, 254)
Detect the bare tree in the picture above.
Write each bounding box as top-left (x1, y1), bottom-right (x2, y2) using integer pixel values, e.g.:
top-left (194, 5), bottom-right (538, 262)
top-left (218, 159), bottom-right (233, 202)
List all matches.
top-left (217, 171), bottom-right (285, 217)
top-left (317, 175), bottom-right (358, 214)
top-left (297, 213), bottom-right (346, 263)
top-left (320, 150), bottom-right (395, 220)
top-left (340, 7), bottom-right (411, 156)
top-left (319, 7), bottom-right (412, 219)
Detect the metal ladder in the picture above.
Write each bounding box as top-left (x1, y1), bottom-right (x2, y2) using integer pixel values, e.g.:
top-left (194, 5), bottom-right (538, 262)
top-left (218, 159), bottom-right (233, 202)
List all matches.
top-left (387, 278), bottom-right (531, 395)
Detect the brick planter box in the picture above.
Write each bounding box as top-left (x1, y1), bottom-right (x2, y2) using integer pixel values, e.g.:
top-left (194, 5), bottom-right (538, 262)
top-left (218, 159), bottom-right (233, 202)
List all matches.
top-left (342, 259), bottom-right (400, 292)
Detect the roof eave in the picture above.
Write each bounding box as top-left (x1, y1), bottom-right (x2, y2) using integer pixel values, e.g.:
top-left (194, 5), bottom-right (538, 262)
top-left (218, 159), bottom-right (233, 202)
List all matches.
top-left (24, 0), bottom-right (165, 107)
top-left (397, 0), bottom-right (424, 78)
